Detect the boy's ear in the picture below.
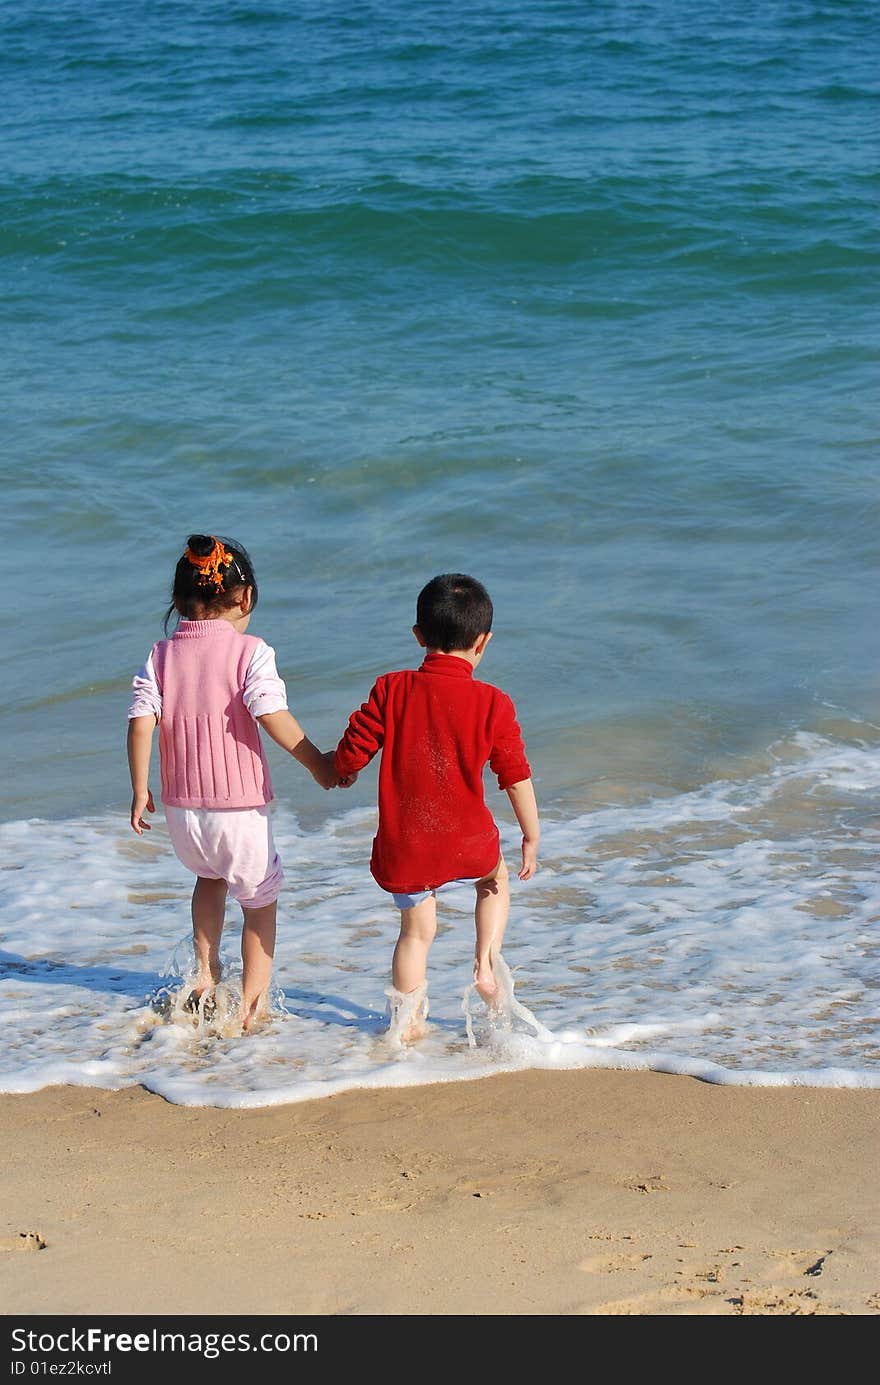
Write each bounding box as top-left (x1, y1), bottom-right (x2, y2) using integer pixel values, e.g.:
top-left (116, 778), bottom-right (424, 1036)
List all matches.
top-left (412, 625), bottom-right (427, 647)
top-left (475, 631), bottom-right (493, 655)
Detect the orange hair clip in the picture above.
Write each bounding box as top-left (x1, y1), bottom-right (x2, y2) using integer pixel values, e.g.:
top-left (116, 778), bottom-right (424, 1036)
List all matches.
top-left (184, 537), bottom-right (234, 591)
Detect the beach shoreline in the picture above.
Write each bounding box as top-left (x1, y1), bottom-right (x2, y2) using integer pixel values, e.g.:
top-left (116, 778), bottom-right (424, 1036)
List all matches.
top-left (2, 1070), bottom-right (877, 1316)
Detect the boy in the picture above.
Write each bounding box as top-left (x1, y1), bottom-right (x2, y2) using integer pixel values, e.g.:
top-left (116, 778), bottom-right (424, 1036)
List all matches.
top-left (334, 573), bottom-right (539, 1038)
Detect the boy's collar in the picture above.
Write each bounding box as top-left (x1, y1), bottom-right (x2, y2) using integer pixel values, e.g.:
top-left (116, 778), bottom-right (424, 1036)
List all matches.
top-left (419, 651), bottom-right (475, 677)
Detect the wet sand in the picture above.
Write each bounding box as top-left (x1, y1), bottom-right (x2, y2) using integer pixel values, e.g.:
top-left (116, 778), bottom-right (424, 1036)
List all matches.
top-left (1, 1070), bottom-right (877, 1316)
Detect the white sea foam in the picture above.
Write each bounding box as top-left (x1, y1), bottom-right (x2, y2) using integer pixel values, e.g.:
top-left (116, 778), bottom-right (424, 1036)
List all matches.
top-left (1, 732), bottom-right (878, 1106)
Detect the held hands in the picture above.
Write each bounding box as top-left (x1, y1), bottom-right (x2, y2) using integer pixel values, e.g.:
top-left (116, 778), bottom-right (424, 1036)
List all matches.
top-left (518, 836), bottom-right (539, 881)
top-left (315, 750), bottom-right (358, 791)
top-left (130, 789), bottom-right (155, 835)
top-left (260, 715), bottom-right (359, 791)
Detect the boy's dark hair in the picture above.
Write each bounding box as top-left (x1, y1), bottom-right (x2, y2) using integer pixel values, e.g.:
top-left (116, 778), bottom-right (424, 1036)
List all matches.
top-left (416, 573), bottom-right (493, 651)
top-left (165, 534), bottom-right (258, 631)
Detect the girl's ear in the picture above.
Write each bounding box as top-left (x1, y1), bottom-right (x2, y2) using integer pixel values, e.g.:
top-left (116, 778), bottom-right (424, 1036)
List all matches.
top-left (240, 587), bottom-right (253, 615)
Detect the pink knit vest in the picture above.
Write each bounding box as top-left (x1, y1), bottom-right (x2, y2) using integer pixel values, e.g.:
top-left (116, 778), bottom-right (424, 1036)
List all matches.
top-left (152, 620), bottom-right (274, 809)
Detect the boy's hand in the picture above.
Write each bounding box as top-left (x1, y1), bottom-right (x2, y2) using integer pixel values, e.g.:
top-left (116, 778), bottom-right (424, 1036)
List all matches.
top-left (505, 779), bottom-right (539, 880)
top-left (131, 789), bottom-right (155, 835)
top-left (518, 837), bottom-right (538, 881)
top-left (337, 770), bottom-right (358, 789)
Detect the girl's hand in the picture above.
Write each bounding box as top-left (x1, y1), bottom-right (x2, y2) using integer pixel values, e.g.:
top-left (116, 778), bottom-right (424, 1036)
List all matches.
top-left (315, 751), bottom-right (357, 790)
top-left (131, 789), bottom-right (155, 835)
top-left (315, 751), bottom-right (342, 791)
top-left (518, 837), bottom-right (538, 881)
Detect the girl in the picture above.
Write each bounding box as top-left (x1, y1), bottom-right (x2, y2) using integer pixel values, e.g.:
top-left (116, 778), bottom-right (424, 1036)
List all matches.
top-left (127, 534), bottom-right (341, 1030)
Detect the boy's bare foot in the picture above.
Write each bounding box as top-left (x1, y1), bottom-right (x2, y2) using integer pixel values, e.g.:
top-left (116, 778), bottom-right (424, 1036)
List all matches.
top-left (386, 983), bottom-right (429, 1044)
top-left (400, 1010), bottom-right (429, 1043)
top-left (474, 959), bottom-right (498, 1003)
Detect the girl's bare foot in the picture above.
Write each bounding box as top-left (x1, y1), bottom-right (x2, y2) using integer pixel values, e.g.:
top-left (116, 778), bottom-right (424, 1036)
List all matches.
top-left (183, 987), bottom-right (217, 1022)
top-left (240, 992), bottom-right (267, 1033)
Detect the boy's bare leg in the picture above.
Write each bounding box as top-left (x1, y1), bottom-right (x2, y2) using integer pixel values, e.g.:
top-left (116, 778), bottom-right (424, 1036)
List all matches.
top-left (191, 877), bottom-right (226, 994)
top-left (390, 896), bottom-right (436, 1041)
top-left (240, 901), bottom-right (277, 1031)
top-left (474, 858), bottom-right (509, 1001)
top-left (391, 895), bottom-right (437, 994)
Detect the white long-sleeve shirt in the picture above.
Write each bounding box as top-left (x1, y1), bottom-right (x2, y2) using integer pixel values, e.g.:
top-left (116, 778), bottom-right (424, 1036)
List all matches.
top-left (128, 640), bottom-right (288, 722)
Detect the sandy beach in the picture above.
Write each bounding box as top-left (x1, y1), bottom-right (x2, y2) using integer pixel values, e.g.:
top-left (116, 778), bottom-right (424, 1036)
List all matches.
top-left (1, 1070), bottom-right (877, 1316)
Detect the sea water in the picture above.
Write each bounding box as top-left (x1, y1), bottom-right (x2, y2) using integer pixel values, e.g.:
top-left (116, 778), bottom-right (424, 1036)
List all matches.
top-left (0, 1), bottom-right (877, 1103)
top-left (2, 727), bottom-right (878, 1103)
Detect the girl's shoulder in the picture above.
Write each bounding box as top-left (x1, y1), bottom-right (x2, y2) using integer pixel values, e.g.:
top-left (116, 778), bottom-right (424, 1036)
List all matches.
top-left (238, 631), bottom-right (274, 660)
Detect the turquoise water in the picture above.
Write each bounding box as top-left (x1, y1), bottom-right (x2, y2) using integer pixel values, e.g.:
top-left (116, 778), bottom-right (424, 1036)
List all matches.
top-left (0, 2), bottom-right (878, 1096)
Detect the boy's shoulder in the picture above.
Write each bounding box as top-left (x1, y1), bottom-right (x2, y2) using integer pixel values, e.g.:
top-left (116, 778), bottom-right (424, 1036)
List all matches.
top-left (380, 665), bottom-right (515, 704)
top-left (475, 678), bottom-right (517, 712)
top-left (372, 666), bottom-right (417, 692)
top-left (475, 674), bottom-right (512, 695)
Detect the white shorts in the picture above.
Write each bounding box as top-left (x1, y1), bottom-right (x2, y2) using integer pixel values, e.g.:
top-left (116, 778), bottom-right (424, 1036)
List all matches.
top-left (165, 805), bottom-right (283, 909)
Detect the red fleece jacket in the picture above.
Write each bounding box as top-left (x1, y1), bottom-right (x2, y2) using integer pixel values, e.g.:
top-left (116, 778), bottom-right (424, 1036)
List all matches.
top-left (335, 652), bottom-right (531, 894)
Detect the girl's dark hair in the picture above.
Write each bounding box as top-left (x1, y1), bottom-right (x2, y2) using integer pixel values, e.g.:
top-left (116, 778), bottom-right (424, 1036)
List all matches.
top-left (164, 534), bottom-right (258, 631)
top-left (416, 573), bottom-right (493, 651)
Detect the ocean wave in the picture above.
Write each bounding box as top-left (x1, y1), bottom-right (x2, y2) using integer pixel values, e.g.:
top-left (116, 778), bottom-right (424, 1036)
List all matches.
top-left (3, 171), bottom-right (875, 292)
top-left (1, 730), bottom-right (877, 1107)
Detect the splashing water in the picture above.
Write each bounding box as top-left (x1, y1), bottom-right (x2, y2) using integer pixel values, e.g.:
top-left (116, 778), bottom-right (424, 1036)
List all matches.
top-left (462, 954), bottom-right (553, 1050)
top-left (146, 935), bottom-right (290, 1040)
top-left (384, 982), bottom-right (430, 1048)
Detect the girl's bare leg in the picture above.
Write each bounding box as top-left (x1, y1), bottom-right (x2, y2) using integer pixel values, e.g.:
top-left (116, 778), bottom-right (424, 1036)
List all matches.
top-left (240, 901), bottom-right (277, 1030)
top-left (191, 876), bottom-right (226, 993)
top-left (474, 857), bottom-right (509, 1000)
